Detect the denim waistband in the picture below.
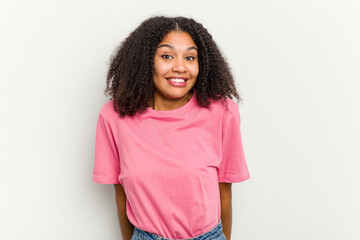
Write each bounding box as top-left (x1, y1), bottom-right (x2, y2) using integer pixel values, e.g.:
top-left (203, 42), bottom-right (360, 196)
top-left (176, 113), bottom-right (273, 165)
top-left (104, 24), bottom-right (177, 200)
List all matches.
top-left (133, 219), bottom-right (223, 240)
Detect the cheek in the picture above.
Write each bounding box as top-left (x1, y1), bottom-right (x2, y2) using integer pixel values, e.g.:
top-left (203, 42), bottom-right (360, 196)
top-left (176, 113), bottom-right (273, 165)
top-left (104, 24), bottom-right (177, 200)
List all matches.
top-left (154, 61), bottom-right (170, 77)
top-left (189, 62), bottom-right (199, 77)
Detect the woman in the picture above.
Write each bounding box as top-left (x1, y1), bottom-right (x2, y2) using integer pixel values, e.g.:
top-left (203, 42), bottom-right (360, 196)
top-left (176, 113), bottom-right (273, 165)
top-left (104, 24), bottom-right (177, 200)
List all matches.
top-left (93, 16), bottom-right (250, 240)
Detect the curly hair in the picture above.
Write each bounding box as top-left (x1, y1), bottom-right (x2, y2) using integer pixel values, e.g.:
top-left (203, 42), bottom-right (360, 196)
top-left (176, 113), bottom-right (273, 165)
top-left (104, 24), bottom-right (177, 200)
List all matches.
top-left (105, 16), bottom-right (241, 117)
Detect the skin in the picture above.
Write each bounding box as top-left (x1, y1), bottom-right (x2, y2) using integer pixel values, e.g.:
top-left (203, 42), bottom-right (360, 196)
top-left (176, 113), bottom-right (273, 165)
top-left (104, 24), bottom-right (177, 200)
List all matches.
top-left (150, 30), bottom-right (199, 110)
top-left (114, 30), bottom-right (233, 240)
top-left (219, 182), bottom-right (233, 240)
top-left (114, 184), bottom-right (133, 240)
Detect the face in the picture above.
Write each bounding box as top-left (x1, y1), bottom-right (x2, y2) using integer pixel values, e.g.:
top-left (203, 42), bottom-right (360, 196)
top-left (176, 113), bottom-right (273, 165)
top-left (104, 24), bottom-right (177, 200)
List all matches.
top-left (152, 31), bottom-right (199, 102)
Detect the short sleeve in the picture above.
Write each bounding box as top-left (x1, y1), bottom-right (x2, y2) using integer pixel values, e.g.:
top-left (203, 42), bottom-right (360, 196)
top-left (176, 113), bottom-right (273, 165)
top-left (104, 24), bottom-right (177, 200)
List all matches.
top-left (92, 113), bottom-right (121, 184)
top-left (218, 104), bottom-right (250, 183)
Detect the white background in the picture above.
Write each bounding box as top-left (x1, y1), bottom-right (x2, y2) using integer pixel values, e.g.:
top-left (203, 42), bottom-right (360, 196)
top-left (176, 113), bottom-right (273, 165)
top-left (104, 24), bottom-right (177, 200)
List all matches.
top-left (1, 0), bottom-right (359, 239)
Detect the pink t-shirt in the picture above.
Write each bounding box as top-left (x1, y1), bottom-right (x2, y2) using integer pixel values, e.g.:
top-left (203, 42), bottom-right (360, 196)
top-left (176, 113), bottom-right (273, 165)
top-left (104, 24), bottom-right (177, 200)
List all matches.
top-left (93, 90), bottom-right (250, 239)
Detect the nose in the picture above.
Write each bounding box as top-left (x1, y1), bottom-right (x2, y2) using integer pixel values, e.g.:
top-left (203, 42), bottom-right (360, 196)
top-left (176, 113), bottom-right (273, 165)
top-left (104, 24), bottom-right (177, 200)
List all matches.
top-left (172, 58), bottom-right (187, 73)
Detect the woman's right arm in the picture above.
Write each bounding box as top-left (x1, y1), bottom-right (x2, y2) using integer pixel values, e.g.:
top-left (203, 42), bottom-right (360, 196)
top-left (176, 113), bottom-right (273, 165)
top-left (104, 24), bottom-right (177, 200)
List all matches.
top-left (114, 184), bottom-right (134, 240)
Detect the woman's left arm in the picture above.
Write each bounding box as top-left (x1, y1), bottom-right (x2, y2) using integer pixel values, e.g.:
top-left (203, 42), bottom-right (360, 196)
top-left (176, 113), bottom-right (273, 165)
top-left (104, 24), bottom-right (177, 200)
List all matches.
top-left (219, 182), bottom-right (232, 240)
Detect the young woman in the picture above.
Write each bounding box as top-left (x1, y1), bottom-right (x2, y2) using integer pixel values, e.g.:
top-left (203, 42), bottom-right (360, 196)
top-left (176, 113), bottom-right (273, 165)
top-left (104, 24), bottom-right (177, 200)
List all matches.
top-left (93, 16), bottom-right (250, 240)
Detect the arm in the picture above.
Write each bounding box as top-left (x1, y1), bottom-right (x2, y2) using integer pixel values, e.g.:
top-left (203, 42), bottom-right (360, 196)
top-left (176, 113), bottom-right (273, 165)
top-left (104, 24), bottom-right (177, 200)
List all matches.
top-left (219, 182), bottom-right (232, 240)
top-left (114, 184), bottom-right (134, 240)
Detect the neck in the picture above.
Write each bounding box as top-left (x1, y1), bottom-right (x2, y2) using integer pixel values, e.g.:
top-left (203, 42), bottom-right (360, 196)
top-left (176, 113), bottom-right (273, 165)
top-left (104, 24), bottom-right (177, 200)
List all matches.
top-left (150, 91), bottom-right (193, 111)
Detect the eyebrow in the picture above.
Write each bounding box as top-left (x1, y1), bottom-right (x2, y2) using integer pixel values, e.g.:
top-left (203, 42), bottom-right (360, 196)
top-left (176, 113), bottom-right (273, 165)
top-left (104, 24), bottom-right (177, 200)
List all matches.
top-left (157, 44), bottom-right (198, 51)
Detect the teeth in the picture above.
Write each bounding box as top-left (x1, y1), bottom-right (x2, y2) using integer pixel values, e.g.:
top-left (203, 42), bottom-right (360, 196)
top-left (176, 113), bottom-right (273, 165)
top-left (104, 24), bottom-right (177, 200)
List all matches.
top-left (169, 78), bottom-right (185, 82)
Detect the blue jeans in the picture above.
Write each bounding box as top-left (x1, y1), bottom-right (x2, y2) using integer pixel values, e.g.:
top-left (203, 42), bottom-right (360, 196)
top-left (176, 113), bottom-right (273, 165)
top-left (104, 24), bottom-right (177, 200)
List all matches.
top-left (130, 219), bottom-right (226, 240)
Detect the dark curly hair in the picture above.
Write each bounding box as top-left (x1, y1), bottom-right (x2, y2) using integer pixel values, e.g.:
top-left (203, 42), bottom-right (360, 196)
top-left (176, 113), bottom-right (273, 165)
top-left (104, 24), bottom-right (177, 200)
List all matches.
top-left (105, 16), bottom-right (242, 117)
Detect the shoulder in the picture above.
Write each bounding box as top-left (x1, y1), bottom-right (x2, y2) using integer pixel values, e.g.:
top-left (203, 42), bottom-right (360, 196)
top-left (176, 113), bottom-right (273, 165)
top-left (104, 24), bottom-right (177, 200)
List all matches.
top-left (224, 97), bottom-right (239, 113)
top-left (212, 97), bottom-right (241, 125)
top-left (210, 97), bottom-right (239, 116)
top-left (98, 99), bottom-right (117, 122)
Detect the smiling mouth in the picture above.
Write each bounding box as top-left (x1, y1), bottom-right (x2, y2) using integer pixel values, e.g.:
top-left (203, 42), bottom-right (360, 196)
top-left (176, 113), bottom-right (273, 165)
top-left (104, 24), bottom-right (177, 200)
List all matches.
top-left (166, 77), bottom-right (188, 87)
top-left (166, 77), bottom-right (188, 82)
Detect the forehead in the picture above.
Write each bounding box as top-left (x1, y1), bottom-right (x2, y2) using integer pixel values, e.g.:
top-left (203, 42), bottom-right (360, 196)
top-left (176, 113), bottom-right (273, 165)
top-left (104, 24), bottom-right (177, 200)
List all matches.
top-left (158, 31), bottom-right (196, 47)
